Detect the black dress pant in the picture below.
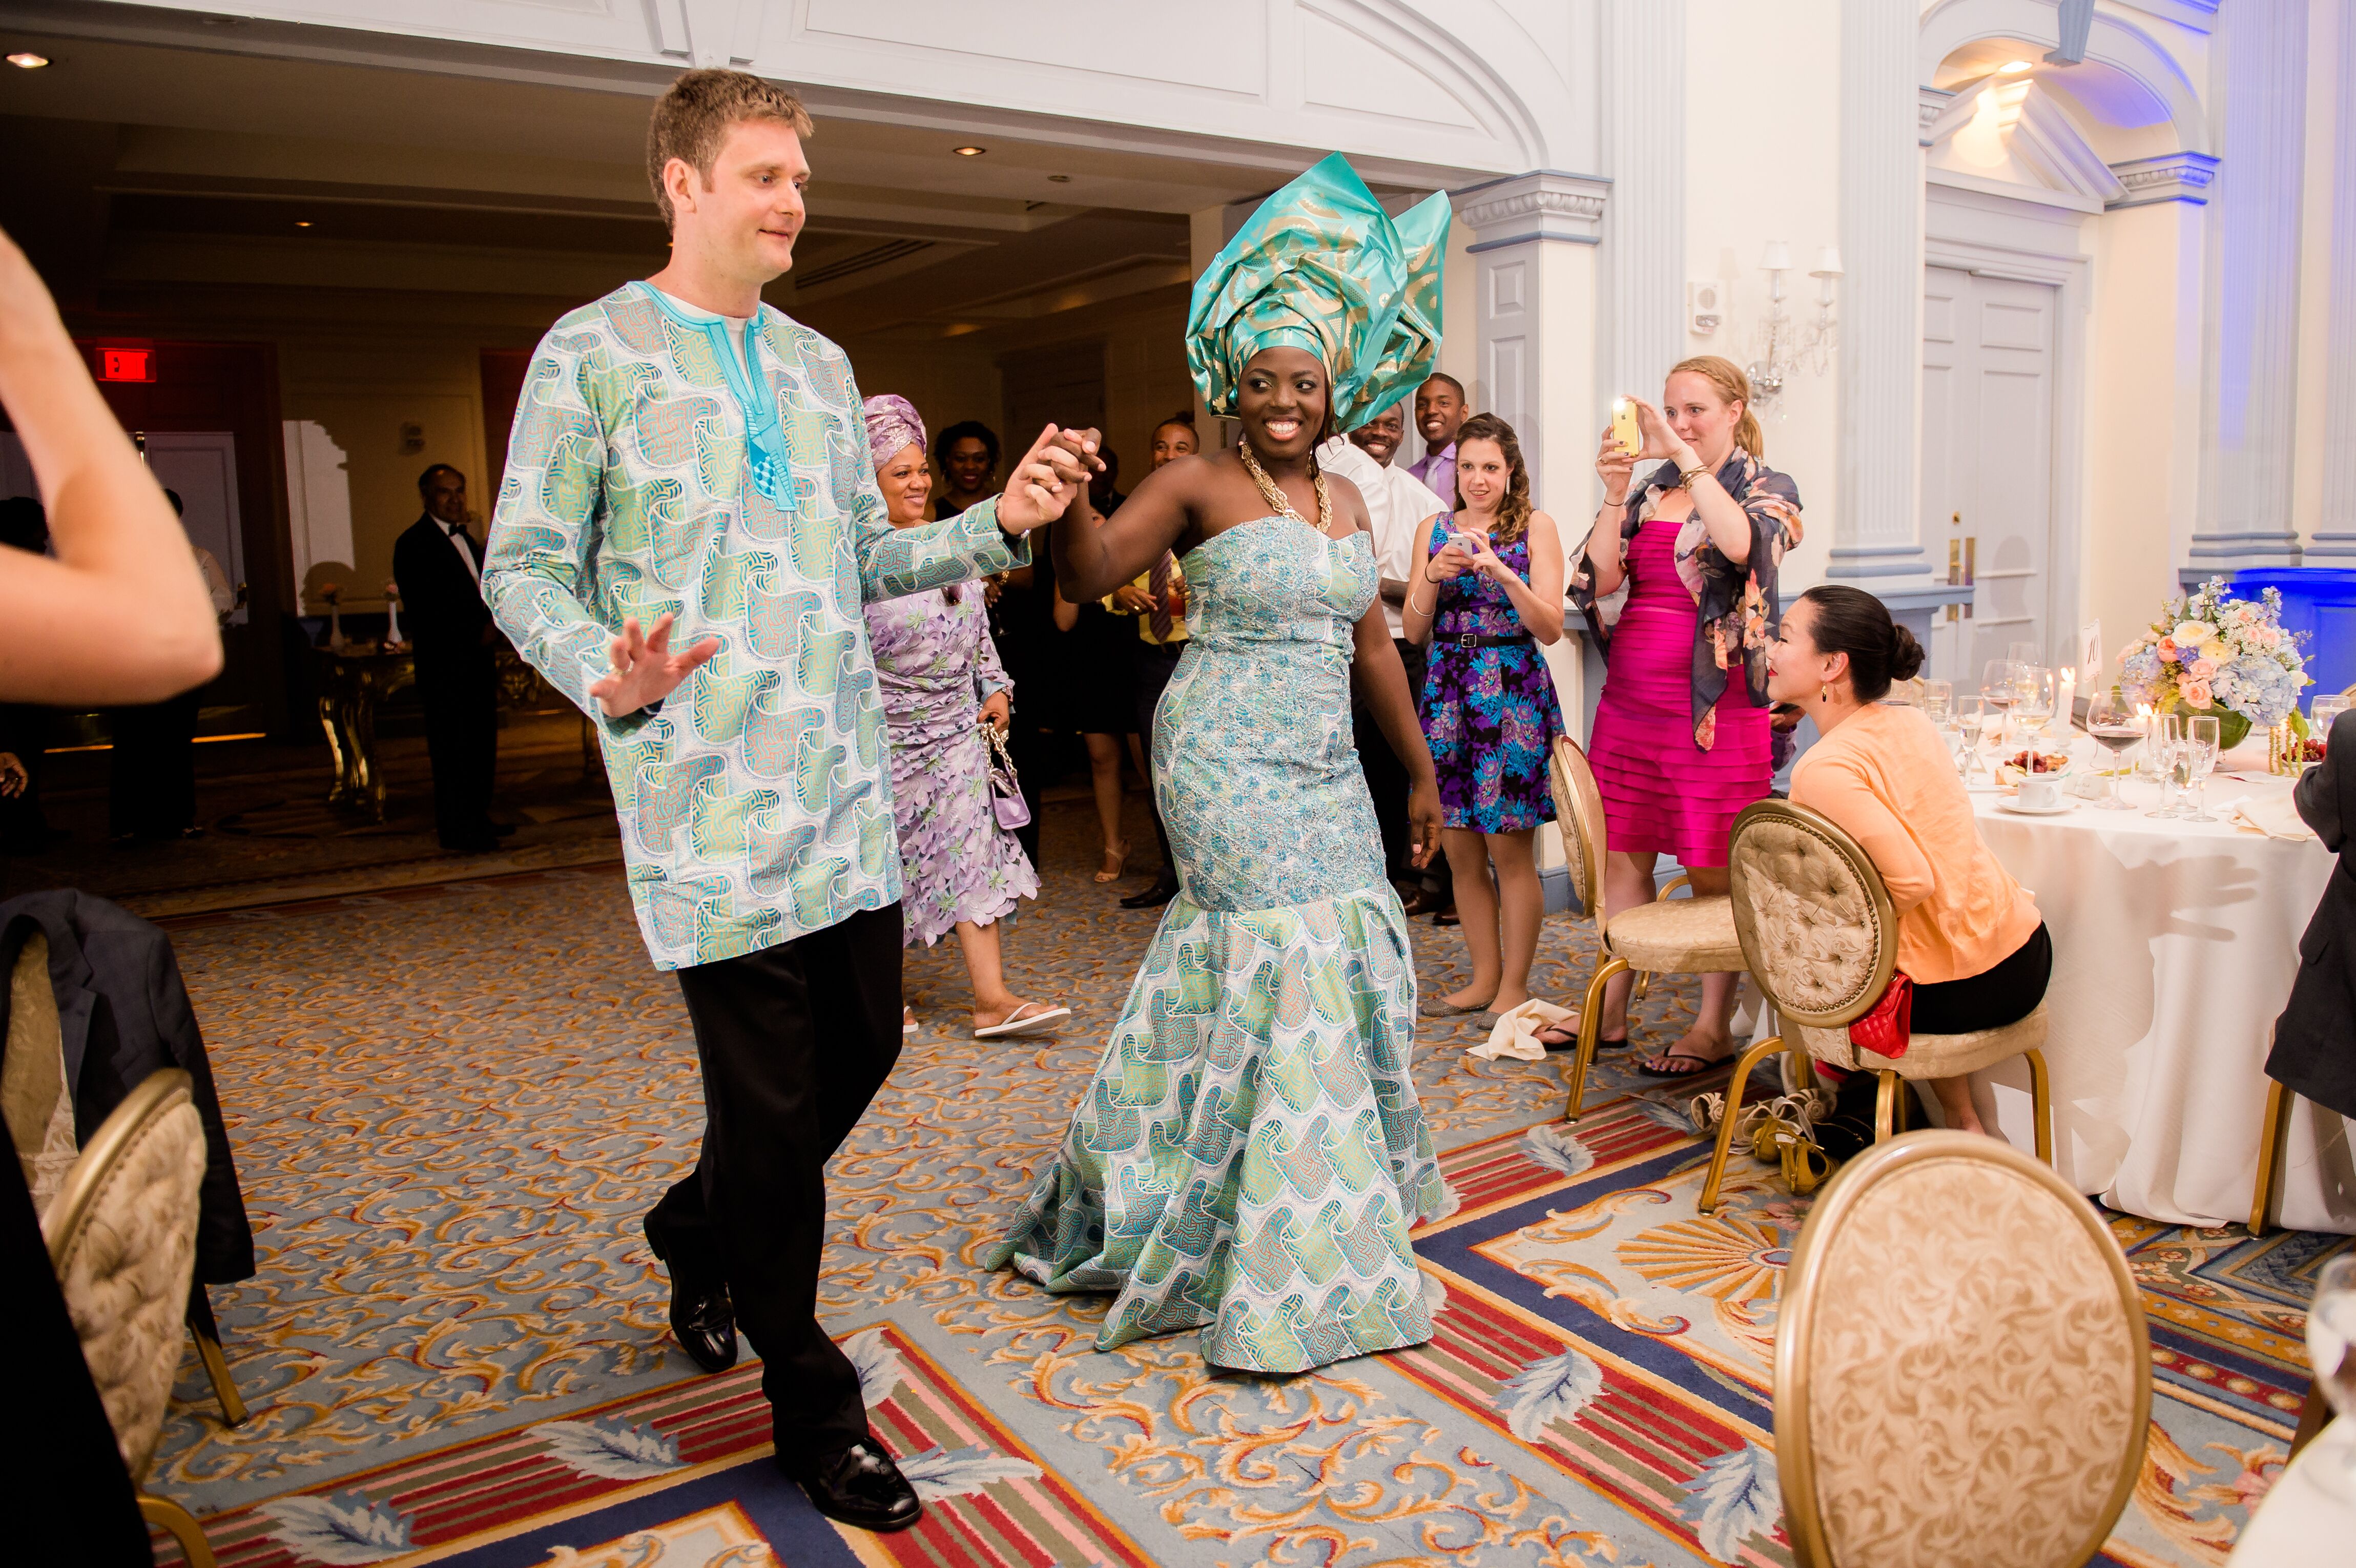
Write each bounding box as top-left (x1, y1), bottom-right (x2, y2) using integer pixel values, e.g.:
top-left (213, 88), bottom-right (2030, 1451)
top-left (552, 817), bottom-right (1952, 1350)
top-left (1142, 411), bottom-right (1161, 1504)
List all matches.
top-left (1132, 641), bottom-right (1183, 877)
top-left (417, 645), bottom-right (498, 848)
top-left (1355, 637), bottom-right (1450, 897)
top-left (646, 903), bottom-right (904, 1458)
top-left (107, 691), bottom-right (199, 839)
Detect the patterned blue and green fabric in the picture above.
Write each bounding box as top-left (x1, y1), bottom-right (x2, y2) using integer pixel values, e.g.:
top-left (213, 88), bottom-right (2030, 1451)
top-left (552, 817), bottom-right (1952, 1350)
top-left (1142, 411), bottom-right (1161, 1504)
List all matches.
top-left (1185, 152), bottom-right (1449, 431)
top-left (484, 282), bottom-right (1024, 969)
top-left (988, 518), bottom-right (1446, 1372)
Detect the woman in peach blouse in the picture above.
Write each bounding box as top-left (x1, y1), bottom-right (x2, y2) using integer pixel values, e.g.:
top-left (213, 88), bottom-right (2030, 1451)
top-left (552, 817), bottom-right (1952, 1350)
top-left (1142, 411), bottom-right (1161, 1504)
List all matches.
top-left (1769, 585), bottom-right (2051, 1134)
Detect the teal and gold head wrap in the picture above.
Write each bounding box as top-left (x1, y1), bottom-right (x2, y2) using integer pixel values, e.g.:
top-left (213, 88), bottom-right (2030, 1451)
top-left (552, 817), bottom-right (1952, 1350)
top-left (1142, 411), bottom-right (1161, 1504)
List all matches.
top-left (1186, 152), bottom-right (1450, 432)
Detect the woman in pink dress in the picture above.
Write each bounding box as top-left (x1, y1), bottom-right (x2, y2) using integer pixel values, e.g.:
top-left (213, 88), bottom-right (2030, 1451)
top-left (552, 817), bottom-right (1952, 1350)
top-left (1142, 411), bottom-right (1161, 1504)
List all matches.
top-left (1568, 357), bottom-right (1803, 1075)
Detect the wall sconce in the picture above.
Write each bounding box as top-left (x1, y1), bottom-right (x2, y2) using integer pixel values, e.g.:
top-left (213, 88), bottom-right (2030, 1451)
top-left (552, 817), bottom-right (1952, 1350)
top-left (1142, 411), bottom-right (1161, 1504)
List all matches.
top-left (1745, 242), bottom-right (1841, 414)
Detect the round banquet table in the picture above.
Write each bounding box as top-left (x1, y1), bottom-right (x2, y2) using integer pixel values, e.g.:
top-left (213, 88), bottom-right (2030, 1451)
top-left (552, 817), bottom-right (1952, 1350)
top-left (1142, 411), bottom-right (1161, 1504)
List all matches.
top-left (1960, 744), bottom-right (2352, 1233)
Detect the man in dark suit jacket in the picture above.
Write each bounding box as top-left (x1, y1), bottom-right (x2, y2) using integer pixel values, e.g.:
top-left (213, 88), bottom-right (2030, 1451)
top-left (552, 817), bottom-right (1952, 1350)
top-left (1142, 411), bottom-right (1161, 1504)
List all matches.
top-left (2267, 706), bottom-right (2356, 1118)
top-left (392, 464), bottom-right (507, 852)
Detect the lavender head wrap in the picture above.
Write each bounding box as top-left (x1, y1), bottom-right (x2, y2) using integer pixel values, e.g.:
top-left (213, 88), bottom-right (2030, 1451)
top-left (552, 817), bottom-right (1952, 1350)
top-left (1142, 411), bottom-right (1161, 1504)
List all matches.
top-left (863, 394), bottom-right (927, 476)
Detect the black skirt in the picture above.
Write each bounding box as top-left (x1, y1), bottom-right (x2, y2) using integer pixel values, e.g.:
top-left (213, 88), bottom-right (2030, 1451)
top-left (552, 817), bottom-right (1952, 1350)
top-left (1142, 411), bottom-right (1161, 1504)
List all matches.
top-left (1909, 922), bottom-right (2052, 1035)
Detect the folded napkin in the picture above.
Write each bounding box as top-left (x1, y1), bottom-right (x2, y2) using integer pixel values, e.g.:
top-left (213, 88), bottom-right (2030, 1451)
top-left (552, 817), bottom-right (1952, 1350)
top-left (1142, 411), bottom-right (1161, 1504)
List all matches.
top-left (1469, 998), bottom-right (1578, 1062)
top-left (2231, 792), bottom-right (2317, 842)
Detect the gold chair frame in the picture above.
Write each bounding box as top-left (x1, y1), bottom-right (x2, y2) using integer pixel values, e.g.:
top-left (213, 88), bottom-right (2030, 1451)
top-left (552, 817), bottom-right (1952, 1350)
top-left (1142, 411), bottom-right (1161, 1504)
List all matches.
top-left (1547, 734), bottom-right (1744, 1122)
top-left (1776, 1129), bottom-right (2151, 1568)
top-left (46, 1068), bottom-right (219, 1568)
top-left (1702, 798), bottom-right (2053, 1213)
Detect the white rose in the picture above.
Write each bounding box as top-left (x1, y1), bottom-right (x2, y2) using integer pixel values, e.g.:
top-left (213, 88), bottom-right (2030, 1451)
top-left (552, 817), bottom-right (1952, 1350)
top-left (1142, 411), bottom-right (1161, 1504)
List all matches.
top-left (2173, 620), bottom-right (2210, 647)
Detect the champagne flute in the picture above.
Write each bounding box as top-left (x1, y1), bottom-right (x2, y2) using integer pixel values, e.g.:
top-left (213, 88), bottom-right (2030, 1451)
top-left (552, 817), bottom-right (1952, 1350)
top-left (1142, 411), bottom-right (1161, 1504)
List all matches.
top-left (1956, 697), bottom-right (1988, 781)
top-left (2085, 688), bottom-right (2140, 812)
top-left (2306, 1254), bottom-right (2356, 1500)
top-left (1921, 679), bottom-right (1953, 724)
top-left (2015, 667), bottom-right (2057, 748)
top-left (2182, 714), bottom-right (2220, 822)
top-left (2145, 714), bottom-right (2185, 818)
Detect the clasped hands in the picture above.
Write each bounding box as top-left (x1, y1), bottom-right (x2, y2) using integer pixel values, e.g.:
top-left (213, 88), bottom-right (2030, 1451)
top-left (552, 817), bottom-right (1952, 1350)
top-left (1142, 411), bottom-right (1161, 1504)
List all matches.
top-left (588, 425), bottom-right (1103, 718)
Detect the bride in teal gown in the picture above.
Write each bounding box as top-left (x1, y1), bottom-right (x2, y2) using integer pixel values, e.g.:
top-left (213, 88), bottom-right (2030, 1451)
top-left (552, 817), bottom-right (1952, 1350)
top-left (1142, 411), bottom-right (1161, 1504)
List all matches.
top-left (985, 155), bottom-right (1455, 1373)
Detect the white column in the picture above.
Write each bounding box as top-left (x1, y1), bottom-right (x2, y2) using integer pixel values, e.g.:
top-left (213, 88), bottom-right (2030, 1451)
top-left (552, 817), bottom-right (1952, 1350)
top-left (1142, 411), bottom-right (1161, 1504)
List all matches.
top-left (2190, 0), bottom-right (2309, 571)
top-left (1827, 0), bottom-right (1928, 582)
top-left (1599, 0), bottom-right (1685, 407)
top-left (2312, 0), bottom-right (2356, 561)
top-left (1450, 171), bottom-right (1609, 507)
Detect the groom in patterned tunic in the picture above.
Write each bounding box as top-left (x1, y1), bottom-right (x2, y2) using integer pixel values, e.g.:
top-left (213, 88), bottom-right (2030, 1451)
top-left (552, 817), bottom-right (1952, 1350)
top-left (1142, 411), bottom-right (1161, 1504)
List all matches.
top-left (483, 70), bottom-right (1094, 1533)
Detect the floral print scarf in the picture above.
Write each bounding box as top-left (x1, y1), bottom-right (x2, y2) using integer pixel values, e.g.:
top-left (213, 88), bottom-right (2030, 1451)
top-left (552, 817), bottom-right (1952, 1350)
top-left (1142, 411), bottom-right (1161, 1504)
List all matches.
top-left (1568, 449), bottom-right (1804, 751)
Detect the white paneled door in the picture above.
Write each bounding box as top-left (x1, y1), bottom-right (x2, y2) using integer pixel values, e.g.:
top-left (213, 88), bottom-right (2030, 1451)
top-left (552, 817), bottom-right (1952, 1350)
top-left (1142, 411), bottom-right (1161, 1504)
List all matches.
top-left (1919, 265), bottom-right (2056, 685)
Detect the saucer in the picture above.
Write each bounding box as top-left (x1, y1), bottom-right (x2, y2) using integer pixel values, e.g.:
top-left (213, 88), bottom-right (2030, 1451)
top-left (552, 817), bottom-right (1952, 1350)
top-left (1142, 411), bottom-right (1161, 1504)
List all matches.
top-left (1998, 796), bottom-right (2075, 817)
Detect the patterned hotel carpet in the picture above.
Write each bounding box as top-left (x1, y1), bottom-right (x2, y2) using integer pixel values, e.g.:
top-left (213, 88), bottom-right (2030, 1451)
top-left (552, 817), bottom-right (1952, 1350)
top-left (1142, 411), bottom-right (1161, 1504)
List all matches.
top-left (141, 799), bottom-right (2341, 1567)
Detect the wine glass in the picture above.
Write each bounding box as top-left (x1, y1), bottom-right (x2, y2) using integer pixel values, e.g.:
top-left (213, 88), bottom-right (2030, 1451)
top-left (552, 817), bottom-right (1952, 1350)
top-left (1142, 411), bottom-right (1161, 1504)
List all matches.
top-left (2007, 641), bottom-right (2043, 671)
top-left (1920, 679), bottom-right (1954, 724)
top-left (2015, 667), bottom-right (2057, 746)
top-left (2085, 688), bottom-right (2141, 812)
top-left (2182, 714), bottom-right (2220, 822)
top-left (2145, 714), bottom-right (2185, 818)
top-left (2306, 1254), bottom-right (2356, 1500)
top-left (1980, 659), bottom-right (2022, 749)
top-left (2314, 695), bottom-right (2349, 761)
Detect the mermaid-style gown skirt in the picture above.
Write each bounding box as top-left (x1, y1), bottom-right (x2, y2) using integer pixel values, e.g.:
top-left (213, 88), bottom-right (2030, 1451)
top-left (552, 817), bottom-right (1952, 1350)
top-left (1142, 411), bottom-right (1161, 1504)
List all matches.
top-left (985, 517), bottom-right (1446, 1373)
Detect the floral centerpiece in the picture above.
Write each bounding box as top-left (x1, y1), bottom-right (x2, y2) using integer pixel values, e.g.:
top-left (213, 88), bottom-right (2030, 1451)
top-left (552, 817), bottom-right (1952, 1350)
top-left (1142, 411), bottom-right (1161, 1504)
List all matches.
top-left (2118, 575), bottom-right (2308, 752)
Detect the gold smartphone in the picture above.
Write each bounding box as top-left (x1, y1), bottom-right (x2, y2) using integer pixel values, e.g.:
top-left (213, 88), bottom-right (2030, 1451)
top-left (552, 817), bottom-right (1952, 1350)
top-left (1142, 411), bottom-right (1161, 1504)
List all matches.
top-left (1610, 396), bottom-right (1642, 458)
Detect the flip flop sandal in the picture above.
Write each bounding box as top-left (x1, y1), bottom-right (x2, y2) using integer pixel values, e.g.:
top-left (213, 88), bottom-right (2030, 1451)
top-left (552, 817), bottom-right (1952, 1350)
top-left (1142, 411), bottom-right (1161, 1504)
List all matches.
top-left (901, 1015), bottom-right (919, 1036)
top-left (1418, 996), bottom-right (1491, 1019)
top-left (1637, 1048), bottom-right (1732, 1078)
top-left (973, 1001), bottom-right (1072, 1039)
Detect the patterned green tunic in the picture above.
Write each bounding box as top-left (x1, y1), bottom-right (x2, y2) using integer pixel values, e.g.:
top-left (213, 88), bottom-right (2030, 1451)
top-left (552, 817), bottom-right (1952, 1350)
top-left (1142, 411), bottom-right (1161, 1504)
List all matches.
top-left (483, 282), bottom-right (1024, 971)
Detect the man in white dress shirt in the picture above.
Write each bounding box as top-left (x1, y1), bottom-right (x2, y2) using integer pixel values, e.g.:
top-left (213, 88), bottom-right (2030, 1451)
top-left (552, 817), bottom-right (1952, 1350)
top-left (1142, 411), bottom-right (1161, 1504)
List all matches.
top-left (1321, 417), bottom-right (1447, 911)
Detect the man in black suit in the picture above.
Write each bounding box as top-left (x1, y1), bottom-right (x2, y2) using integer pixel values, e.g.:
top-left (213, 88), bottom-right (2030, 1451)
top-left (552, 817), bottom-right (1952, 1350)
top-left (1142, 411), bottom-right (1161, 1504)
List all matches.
top-left (392, 464), bottom-right (507, 852)
top-left (2266, 707), bottom-right (2356, 1120)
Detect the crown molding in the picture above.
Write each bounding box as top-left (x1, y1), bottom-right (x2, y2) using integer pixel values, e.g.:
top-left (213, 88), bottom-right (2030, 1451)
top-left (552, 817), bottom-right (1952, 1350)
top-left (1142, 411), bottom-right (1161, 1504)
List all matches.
top-left (2106, 150), bottom-right (2220, 209)
top-left (1451, 169), bottom-right (1610, 248)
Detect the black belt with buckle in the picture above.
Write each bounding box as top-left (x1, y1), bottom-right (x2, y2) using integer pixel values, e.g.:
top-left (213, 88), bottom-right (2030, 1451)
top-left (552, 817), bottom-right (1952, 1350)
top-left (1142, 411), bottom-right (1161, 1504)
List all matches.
top-left (1452, 633), bottom-right (1535, 649)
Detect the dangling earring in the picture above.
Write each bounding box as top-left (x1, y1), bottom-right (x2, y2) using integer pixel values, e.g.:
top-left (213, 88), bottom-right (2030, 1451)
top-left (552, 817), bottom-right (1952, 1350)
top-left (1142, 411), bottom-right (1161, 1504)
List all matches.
top-left (1818, 683), bottom-right (1830, 704)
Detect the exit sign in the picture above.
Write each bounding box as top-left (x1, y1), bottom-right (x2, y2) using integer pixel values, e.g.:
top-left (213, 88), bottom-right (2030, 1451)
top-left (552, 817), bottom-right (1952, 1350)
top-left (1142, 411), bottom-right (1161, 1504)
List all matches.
top-left (99, 348), bottom-right (155, 383)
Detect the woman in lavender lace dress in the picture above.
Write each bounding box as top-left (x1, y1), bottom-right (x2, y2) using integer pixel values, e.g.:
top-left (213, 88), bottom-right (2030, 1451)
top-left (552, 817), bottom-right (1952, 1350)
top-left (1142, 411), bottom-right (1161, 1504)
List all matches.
top-left (863, 396), bottom-right (1069, 1039)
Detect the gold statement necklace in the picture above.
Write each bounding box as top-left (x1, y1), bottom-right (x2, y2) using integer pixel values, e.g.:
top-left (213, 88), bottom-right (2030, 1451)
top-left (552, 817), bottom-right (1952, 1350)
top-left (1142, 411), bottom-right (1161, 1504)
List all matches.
top-left (1238, 438), bottom-right (1333, 535)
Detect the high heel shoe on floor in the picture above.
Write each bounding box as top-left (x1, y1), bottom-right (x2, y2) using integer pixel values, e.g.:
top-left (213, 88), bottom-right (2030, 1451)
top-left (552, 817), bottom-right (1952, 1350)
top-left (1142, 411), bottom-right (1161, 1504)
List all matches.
top-left (1092, 841), bottom-right (1131, 884)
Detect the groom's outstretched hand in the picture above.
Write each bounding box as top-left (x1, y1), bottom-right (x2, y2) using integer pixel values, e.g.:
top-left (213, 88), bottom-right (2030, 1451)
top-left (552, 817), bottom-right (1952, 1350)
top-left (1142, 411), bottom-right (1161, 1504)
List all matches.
top-left (589, 611), bottom-right (719, 718)
top-left (997, 424), bottom-right (1104, 533)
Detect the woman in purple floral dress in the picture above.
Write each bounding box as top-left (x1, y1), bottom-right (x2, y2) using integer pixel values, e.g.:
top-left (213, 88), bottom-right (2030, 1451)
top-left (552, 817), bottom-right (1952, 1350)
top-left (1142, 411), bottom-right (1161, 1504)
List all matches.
top-left (862, 397), bottom-right (1068, 1039)
top-left (1402, 414), bottom-right (1566, 1031)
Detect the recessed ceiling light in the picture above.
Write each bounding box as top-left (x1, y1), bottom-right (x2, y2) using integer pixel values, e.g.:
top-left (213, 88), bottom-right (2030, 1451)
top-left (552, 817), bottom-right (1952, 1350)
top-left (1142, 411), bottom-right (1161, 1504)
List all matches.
top-left (1999, 59), bottom-right (2034, 74)
top-left (1046, 174), bottom-right (1071, 183)
top-left (953, 145), bottom-right (985, 157)
top-left (294, 219), bottom-right (313, 229)
top-left (6, 51), bottom-right (50, 69)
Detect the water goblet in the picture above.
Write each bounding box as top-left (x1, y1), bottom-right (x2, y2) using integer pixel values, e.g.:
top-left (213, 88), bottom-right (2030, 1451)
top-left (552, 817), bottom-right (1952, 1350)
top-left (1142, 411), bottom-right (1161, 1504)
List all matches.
top-left (2182, 714), bottom-right (2220, 822)
top-left (2006, 641), bottom-right (2043, 672)
top-left (1921, 679), bottom-right (1954, 725)
top-left (1980, 659), bottom-right (2022, 750)
top-left (2313, 695), bottom-right (2349, 761)
top-left (2085, 688), bottom-right (2141, 812)
top-left (2015, 667), bottom-right (2057, 745)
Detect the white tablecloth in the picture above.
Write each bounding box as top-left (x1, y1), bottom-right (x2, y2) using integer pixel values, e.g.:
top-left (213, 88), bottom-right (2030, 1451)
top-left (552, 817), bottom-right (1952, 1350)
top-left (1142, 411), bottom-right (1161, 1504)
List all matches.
top-left (1964, 755), bottom-right (2354, 1232)
top-left (2227, 1419), bottom-right (2355, 1563)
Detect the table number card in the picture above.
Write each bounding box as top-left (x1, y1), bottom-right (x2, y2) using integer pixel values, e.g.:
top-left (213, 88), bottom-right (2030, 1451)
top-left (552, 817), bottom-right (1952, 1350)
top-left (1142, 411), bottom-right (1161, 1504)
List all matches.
top-left (2079, 621), bottom-right (2103, 686)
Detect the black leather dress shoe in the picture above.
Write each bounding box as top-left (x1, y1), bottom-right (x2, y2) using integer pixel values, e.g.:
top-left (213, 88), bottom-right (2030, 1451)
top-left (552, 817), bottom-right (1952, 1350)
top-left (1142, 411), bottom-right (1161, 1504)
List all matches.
top-left (1119, 876), bottom-right (1179, 911)
top-left (779, 1439), bottom-right (923, 1532)
top-left (644, 1225), bottom-right (737, 1373)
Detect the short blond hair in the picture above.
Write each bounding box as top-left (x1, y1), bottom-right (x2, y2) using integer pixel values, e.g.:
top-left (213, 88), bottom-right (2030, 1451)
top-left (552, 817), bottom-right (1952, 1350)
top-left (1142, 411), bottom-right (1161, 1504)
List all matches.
top-left (647, 69), bottom-right (815, 231)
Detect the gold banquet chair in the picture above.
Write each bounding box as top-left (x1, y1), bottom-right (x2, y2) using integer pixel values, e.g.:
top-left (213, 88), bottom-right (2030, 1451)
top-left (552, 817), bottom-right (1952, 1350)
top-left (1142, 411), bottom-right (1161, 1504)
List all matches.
top-left (1701, 798), bottom-right (2054, 1213)
top-left (45, 1068), bottom-right (218, 1567)
top-left (1547, 734), bottom-right (1749, 1122)
top-left (1777, 1130), bottom-right (2150, 1568)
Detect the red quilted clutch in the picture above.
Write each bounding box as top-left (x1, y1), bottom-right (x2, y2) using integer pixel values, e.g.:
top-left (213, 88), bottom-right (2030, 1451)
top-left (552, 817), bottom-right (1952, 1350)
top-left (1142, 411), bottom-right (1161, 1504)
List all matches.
top-left (1848, 972), bottom-right (1913, 1059)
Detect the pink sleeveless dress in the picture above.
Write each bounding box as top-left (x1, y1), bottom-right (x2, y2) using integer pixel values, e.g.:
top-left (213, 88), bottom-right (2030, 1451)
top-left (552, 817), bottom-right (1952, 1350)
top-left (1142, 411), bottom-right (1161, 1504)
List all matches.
top-left (1585, 515), bottom-right (1772, 868)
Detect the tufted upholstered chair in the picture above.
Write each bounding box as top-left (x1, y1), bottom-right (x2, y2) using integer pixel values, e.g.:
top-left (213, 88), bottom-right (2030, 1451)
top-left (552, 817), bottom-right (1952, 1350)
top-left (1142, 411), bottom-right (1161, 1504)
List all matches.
top-left (1700, 798), bottom-right (2054, 1213)
top-left (1776, 1130), bottom-right (2150, 1568)
top-left (1547, 734), bottom-right (1749, 1122)
top-left (43, 1067), bottom-right (218, 1567)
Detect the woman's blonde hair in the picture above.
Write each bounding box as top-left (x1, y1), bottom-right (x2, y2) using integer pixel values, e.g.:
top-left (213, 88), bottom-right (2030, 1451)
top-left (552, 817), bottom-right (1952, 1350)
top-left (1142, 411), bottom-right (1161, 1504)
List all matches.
top-left (1668, 355), bottom-right (1764, 459)
top-left (1452, 412), bottom-right (1534, 544)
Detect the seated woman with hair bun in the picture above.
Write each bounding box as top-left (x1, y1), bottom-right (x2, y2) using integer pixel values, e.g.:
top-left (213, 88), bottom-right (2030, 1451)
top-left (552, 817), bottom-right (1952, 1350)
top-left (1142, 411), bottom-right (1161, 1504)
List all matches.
top-left (1769, 584), bottom-right (2051, 1135)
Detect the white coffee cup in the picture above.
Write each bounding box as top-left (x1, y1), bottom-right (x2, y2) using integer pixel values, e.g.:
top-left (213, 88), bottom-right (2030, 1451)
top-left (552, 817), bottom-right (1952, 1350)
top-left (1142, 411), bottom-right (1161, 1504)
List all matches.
top-left (2018, 773), bottom-right (2064, 810)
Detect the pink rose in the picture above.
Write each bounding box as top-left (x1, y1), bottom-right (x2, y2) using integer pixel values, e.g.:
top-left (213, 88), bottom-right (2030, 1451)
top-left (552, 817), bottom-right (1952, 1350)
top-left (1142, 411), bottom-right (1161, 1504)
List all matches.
top-left (2157, 638), bottom-right (2178, 662)
top-left (2182, 679), bottom-right (2214, 707)
top-left (2189, 658), bottom-right (2216, 680)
